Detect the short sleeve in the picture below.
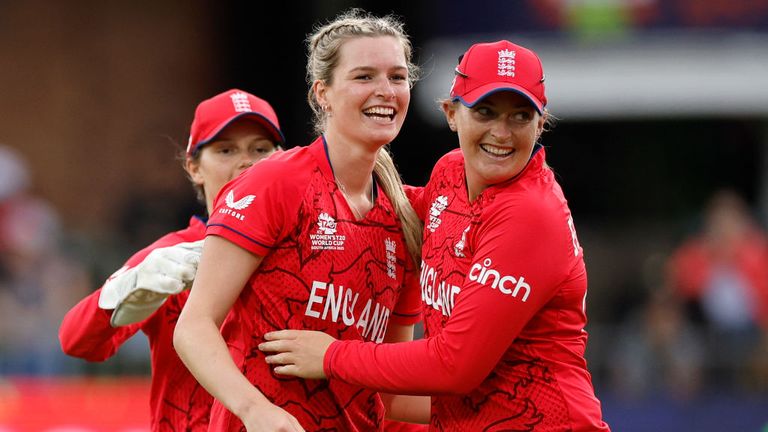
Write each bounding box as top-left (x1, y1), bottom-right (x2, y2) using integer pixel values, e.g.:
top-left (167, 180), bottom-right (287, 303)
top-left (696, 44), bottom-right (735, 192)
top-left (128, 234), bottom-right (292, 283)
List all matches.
top-left (207, 160), bottom-right (303, 256)
top-left (403, 185), bottom-right (426, 221)
top-left (390, 256), bottom-right (423, 325)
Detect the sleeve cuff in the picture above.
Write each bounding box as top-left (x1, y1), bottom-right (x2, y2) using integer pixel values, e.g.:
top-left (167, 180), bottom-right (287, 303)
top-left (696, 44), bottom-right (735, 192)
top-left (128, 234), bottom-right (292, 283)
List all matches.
top-left (389, 310), bottom-right (422, 326)
top-left (206, 224), bottom-right (272, 257)
top-left (324, 340), bottom-right (343, 379)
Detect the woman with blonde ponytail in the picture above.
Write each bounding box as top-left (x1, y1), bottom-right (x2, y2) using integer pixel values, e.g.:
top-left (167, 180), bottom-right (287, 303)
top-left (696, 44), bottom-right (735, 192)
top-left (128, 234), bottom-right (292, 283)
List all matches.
top-left (174, 8), bottom-right (426, 432)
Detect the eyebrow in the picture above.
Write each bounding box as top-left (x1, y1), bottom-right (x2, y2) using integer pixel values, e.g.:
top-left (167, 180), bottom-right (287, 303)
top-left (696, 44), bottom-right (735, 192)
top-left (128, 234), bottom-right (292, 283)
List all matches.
top-left (211, 137), bottom-right (273, 144)
top-left (347, 65), bottom-right (408, 73)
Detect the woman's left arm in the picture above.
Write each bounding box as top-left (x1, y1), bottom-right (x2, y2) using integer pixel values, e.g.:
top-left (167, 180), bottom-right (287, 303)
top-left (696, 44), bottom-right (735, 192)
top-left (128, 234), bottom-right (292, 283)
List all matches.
top-left (380, 323), bottom-right (430, 424)
top-left (260, 207), bottom-right (565, 395)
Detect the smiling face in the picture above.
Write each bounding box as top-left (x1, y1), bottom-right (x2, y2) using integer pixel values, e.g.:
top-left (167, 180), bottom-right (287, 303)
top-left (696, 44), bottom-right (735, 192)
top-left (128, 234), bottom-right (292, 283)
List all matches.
top-left (315, 36), bottom-right (410, 150)
top-left (444, 91), bottom-right (546, 201)
top-left (186, 118), bottom-right (278, 213)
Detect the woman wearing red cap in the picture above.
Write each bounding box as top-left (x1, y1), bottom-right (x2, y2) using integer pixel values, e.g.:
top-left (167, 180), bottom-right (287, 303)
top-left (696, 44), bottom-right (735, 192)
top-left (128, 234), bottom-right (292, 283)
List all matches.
top-left (260, 40), bottom-right (611, 431)
top-left (173, 9), bottom-right (425, 432)
top-left (59, 89), bottom-right (284, 431)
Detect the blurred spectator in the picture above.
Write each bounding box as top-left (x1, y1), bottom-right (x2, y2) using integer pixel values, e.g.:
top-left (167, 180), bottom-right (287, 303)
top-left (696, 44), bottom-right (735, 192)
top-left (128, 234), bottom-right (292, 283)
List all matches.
top-left (609, 285), bottom-right (705, 400)
top-left (0, 145), bottom-right (30, 202)
top-left (666, 189), bottom-right (768, 390)
top-left (0, 144), bottom-right (89, 375)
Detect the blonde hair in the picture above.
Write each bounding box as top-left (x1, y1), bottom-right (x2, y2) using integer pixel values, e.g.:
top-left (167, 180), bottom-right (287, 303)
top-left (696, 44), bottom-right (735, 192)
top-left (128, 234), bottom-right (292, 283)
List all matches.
top-left (306, 8), bottom-right (422, 265)
top-left (374, 146), bottom-right (423, 266)
top-left (306, 8), bottom-right (420, 135)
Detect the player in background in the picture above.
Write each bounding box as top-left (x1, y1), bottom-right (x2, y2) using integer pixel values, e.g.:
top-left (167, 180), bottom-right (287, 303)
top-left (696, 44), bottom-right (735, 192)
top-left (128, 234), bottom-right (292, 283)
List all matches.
top-left (173, 9), bottom-right (427, 432)
top-left (260, 40), bottom-right (611, 431)
top-left (58, 89), bottom-right (284, 431)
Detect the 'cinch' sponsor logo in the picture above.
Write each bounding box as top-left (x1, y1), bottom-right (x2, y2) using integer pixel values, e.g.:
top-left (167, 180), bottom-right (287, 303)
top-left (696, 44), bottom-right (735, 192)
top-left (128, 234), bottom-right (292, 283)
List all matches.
top-left (469, 258), bottom-right (531, 302)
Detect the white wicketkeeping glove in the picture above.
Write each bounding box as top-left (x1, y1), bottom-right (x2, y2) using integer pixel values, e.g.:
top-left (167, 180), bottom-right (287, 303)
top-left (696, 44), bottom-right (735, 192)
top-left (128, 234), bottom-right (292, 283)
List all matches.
top-left (98, 240), bottom-right (203, 327)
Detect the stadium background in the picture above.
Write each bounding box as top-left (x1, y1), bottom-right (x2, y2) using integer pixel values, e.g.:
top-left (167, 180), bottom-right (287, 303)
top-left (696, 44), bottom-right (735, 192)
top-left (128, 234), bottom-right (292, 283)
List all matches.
top-left (1, 0), bottom-right (767, 430)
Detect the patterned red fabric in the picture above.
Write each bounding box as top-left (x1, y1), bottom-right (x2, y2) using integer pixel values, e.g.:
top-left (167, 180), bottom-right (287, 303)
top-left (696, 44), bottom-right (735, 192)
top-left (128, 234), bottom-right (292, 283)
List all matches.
top-left (326, 148), bottom-right (609, 431)
top-left (206, 137), bottom-right (421, 431)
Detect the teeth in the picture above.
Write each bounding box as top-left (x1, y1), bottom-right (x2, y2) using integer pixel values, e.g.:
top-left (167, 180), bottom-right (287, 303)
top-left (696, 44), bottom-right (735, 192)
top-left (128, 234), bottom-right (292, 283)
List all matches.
top-left (364, 106), bottom-right (394, 116)
top-left (481, 144), bottom-right (514, 156)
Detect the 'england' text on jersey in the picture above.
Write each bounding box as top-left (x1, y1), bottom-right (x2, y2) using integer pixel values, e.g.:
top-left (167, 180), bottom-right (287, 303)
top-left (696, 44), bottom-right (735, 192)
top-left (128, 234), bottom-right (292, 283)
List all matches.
top-left (420, 261), bottom-right (461, 317)
top-left (305, 281), bottom-right (391, 343)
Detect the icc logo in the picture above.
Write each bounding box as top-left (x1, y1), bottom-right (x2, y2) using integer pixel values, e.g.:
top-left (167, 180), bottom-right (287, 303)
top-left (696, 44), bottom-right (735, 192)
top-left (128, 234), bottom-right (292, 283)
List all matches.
top-left (317, 212), bottom-right (337, 235)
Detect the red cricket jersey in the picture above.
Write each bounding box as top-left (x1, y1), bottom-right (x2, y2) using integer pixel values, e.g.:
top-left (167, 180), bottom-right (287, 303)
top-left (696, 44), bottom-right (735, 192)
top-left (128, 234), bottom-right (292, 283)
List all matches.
top-left (324, 147), bottom-right (610, 431)
top-left (59, 216), bottom-right (213, 431)
top-left (206, 136), bottom-right (422, 432)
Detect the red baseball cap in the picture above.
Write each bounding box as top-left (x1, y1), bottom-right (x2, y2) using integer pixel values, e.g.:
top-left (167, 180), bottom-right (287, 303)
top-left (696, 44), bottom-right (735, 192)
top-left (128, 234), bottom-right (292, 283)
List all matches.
top-left (186, 89), bottom-right (285, 157)
top-left (450, 40), bottom-right (547, 114)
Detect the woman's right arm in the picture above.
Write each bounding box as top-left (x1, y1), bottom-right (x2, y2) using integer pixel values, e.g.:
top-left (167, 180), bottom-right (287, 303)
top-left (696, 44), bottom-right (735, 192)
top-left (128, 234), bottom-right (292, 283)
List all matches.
top-left (173, 235), bottom-right (303, 431)
top-left (59, 288), bottom-right (139, 360)
top-left (59, 234), bottom-right (201, 358)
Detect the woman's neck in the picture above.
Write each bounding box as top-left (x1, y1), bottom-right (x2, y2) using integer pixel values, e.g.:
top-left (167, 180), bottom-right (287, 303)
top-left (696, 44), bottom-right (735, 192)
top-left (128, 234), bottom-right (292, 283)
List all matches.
top-left (324, 131), bottom-right (378, 195)
top-left (324, 130), bottom-right (379, 220)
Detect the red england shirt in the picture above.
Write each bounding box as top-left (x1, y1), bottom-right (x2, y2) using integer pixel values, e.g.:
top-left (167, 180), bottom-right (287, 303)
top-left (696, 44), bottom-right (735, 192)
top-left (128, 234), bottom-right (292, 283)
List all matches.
top-left (59, 216), bottom-right (213, 431)
top-left (324, 147), bottom-right (610, 431)
top-left (206, 136), bottom-right (422, 432)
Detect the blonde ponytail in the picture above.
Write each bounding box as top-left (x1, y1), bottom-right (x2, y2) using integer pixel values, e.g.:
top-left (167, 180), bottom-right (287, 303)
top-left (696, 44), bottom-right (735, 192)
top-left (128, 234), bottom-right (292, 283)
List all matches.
top-left (374, 147), bottom-right (422, 266)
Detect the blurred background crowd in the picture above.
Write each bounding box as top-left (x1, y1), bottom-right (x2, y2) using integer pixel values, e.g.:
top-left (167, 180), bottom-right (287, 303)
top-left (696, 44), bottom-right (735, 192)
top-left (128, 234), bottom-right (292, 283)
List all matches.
top-left (1, 0), bottom-right (767, 430)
